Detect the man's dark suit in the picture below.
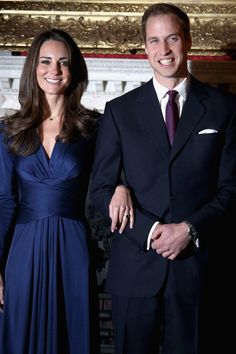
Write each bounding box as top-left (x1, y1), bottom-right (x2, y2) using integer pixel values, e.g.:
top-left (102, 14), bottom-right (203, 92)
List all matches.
top-left (91, 76), bottom-right (236, 353)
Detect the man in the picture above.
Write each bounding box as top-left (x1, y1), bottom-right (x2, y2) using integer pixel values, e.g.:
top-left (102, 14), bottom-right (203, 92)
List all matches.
top-left (91, 3), bottom-right (236, 354)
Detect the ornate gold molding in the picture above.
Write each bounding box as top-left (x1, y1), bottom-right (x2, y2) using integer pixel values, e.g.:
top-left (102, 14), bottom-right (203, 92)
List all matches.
top-left (0, 0), bottom-right (236, 56)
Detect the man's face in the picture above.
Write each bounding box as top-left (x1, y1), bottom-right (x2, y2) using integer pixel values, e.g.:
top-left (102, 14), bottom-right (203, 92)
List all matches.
top-left (145, 14), bottom-right (192, 87)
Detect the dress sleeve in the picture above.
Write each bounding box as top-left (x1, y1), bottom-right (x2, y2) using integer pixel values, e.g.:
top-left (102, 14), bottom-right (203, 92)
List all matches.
top-left (0, 132), bottom-right (17, 266)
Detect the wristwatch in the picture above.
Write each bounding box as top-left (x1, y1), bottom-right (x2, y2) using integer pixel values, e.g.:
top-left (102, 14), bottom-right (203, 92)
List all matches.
top-left (184, 220), bottom-right (199, 248)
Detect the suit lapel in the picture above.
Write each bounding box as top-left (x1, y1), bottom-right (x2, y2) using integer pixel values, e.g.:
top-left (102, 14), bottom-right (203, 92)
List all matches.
top-left (170, 77), bottom-right (209, 161)
top-left (134, 77), bottom-right (210, 161)
top-left (135, 80), bottom-right (171, 158)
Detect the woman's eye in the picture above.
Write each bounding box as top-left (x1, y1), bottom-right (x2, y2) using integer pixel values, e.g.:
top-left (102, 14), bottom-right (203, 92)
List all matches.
top-left (60, 60), bottom-right (69, 67)
top-left (40, 59), bottom-right (51, 65)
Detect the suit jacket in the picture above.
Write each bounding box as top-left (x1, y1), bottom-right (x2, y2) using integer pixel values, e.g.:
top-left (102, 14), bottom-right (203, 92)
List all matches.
top-left (90, 76), bottom-right (236, 298)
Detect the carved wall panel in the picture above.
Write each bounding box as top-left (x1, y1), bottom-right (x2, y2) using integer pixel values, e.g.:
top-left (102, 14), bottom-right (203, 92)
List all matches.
top-left (0, 0), bottom-right (236, 57)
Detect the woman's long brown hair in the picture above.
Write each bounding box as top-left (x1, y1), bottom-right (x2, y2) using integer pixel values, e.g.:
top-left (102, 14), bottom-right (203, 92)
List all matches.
top-left (1, 29), bottom-right (100, 156)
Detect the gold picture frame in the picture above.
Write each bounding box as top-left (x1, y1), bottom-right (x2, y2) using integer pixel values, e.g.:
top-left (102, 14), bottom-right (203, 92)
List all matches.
top-left (0, 0), bottom-right (236, 56)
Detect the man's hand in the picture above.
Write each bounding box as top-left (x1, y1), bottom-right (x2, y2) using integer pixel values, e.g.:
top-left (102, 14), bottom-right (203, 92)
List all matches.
top-left (151, 222), bottom-right (191, 260)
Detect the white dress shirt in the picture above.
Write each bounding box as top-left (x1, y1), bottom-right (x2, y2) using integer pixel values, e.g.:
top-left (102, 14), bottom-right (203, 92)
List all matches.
top-left (152, 75), bottom-right (190, 120)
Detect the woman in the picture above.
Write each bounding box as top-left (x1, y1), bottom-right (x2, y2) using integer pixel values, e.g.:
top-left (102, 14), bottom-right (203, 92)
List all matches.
top-left (0, 29), bottom-right (133, 354)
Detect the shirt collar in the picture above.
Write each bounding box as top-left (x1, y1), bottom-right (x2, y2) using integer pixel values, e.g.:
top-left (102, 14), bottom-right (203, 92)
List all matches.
top-left (153, 75), bottom-right (191, 102)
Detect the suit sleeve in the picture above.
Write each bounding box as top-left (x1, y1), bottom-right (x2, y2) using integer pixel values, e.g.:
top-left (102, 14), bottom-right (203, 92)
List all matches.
top-left (90, 102), bottom-right (123, 217)
top-left (90, 102), bottom-right (157, 249)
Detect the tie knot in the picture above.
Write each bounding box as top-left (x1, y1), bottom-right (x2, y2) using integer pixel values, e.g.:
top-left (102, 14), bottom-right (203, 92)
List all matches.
top-left (167, 90), bottom-right (178, 101)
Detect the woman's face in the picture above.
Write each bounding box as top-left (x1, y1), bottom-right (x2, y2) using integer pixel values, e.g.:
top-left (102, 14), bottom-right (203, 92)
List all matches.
top-left (36, 39), bottom-right (71, 97)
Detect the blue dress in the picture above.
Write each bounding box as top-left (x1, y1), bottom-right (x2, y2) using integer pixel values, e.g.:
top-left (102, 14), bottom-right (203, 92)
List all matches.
top-left (0, 131), bottom-right (93, 354)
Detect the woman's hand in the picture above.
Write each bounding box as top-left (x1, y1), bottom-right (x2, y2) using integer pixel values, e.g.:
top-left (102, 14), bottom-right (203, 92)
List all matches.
top-left (109, 185), bottom-right (134, 233)
top-left (0, 272), bottom-right (4, 313)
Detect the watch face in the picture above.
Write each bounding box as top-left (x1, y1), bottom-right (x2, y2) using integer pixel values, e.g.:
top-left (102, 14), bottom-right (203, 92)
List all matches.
top-left (190, 226), bottom-right (197, 238)
top-left (189, 225), bottom-right (199, 247)
top-left (184, 221), bottom-right (197, 241)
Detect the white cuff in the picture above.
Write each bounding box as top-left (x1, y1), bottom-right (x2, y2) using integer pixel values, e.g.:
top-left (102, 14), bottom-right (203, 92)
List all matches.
top-left (146, 221), bottom-right (159, 250)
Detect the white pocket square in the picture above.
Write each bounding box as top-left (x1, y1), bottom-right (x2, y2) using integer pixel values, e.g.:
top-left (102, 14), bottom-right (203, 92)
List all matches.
top-left (198, 129), bottom-right (218, 134)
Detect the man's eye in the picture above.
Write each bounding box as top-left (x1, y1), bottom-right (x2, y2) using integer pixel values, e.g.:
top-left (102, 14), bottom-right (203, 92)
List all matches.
top-left (169, 36), bottom-right (178, 42)
top-left (150, 39), bottom-right (159, 44)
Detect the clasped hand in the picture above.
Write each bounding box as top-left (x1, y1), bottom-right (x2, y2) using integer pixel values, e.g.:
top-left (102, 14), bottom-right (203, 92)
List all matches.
top-left (150, 222), bottom-right (191, 260)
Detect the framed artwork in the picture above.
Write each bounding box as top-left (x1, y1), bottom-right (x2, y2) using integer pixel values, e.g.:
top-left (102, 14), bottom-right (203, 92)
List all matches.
top-left (0, 0), bottom-right (235, 57)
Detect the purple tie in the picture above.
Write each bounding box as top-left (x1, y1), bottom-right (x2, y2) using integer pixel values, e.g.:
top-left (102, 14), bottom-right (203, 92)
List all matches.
top-left (165, 90), bottom-right (179, 145)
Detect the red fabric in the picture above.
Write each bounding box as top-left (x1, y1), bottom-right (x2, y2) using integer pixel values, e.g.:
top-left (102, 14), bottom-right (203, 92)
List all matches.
top-left (83, 53), bottom-right (233, 61)
top-left (15, 51), bottom-right (233, 61)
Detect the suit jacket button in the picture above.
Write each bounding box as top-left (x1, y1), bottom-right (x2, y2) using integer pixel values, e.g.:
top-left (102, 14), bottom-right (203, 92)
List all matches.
top-left (169, 194), bottom-right (176, 200)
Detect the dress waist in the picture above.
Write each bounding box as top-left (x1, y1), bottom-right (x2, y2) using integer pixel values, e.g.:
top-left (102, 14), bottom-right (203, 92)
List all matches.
top-left (16, 182), bottom-right (83, 223)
